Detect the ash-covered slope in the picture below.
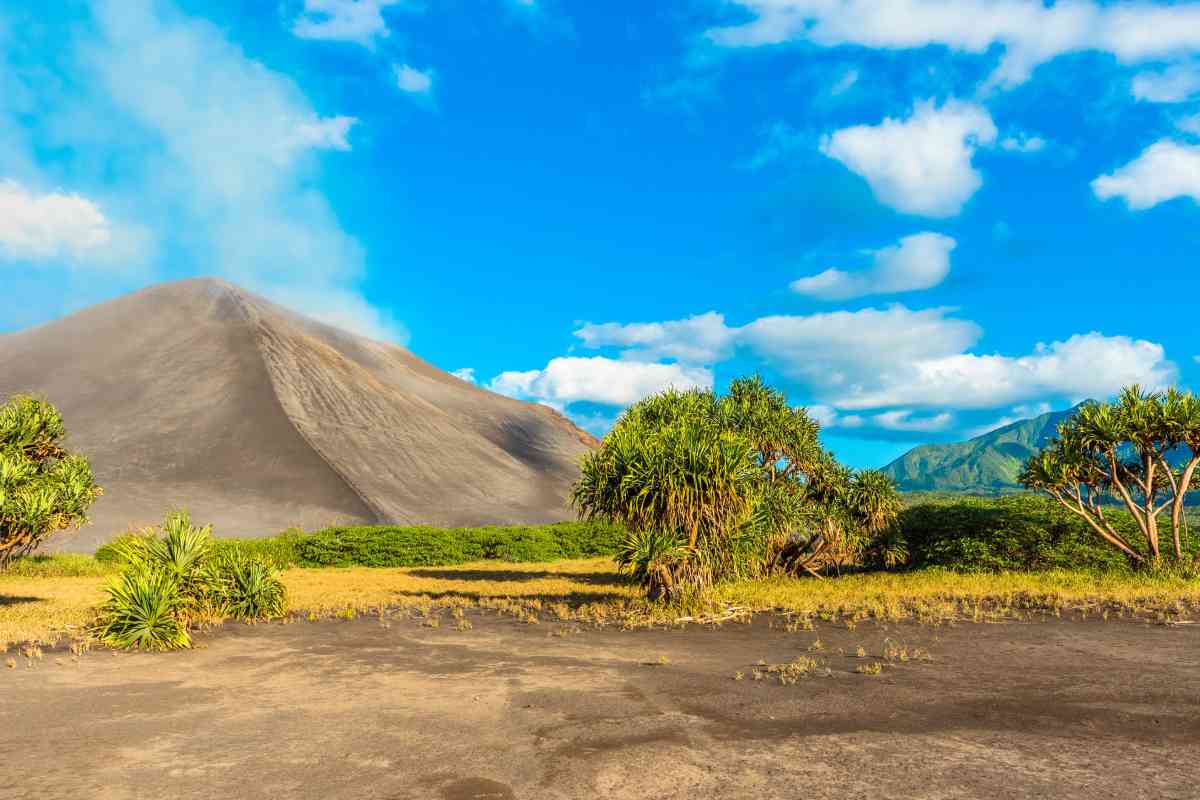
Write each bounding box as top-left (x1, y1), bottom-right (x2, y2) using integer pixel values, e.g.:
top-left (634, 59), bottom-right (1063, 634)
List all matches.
top-left (0, 278), bottom-right (596, 551)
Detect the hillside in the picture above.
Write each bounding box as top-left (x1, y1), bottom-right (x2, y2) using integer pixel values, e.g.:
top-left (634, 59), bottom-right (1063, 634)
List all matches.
top-left (0, 278), bottom-right (597, 552)
top-left (881, 404), bottom-right (1086, 493)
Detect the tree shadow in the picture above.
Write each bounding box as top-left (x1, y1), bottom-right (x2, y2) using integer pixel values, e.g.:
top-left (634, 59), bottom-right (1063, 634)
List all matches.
top-left (407, 568), bottom-right (631, 587)
top-left (0, 595), bottom-right (41, 607)
top-left (387, 588), bottom-right (634, 606)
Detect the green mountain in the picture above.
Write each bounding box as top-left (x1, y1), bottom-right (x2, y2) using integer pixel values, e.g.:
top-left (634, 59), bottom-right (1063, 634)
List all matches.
top-left (881, 404), bottom-right (1087, 493)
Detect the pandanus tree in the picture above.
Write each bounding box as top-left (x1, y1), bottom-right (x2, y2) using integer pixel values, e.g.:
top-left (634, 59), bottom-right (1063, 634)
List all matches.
top-left (573, 376), bottom-right (904, 598)
top-left (1020, 386), bottom-right (1200, 565)
top-left (0, 395), bottom-right (102, 568)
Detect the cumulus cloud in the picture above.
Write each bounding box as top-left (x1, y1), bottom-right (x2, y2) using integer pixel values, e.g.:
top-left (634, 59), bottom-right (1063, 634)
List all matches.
top-left (395, 64), bottom-right (434, 94)
top-left (291, 0), bottom-right (400, 46)
top-left (1132, 62), bottom-right (1200, 103)
top-left (820, 100), bottom-right (997, 217)
top-left (565, 307), bottom-right (1175, 414)
top-left (999, 133), bottom-right (1047, 153)
top-left (489, 357), bottom-right (713, 407)
top-left (834, 333), bottom-right (1177, 410)
top-left (573, 312), bottom-right (736, 364)
top-left (790, 232), bottom-right (955, 300)
top-left (706, 0), bottom-right (1200, 89)
top-left (290, 115), bottom-right (358, 152)
top-left (1092, 140), bottom-right (1200, 210)
top-left (0, 179), bottom-right (152, 270)
top-left (450, 368), bottom-right (477, 384)
top-left (807, 404), bottom-right (952, 432)
top-left (0, 180), bottom-right (110, 261)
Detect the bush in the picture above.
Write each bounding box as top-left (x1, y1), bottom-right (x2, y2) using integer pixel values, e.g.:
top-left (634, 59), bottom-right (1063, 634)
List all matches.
top-left (294, 520), bottom-right (626, 568)
top-left (898, 495), bottom-right (1146, 573)
top-left (94, 566), bottom-right (191, 651)
top-left (95, 511), bottom-right (287, 649)
top-left (0, 395), bottom-right (102, 568)
top-left (217, 551), bottom-right (288, 620)
top-left (211, 528), bottom-right (305, 570)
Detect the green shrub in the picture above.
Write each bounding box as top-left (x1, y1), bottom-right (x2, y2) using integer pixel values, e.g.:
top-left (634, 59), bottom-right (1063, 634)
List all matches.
top-left (216, 551), bottom-right (287, 620)
top-left (4, 553), bottom-right (113, 577)
top-left (94, 511), bottom-right (287, 649)
top-left (211, 528), bottom-right (305, 570)
top-left (95, 566), bottom-right (191, 651)
top-left (297, 526), bottom-right (486, 567)
top-left (294, 520), bottom-right (626, 568)
top-left (898, 495), bottom-right (1147, 573)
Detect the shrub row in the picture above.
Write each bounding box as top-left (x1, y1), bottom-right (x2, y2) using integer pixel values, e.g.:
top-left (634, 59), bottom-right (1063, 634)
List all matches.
top-left (97, 520), bottom-right (626, 569)
top-left (896, 495), bottom-right (1183, 573)
top-left (294, 520), bottom-right (626, 568)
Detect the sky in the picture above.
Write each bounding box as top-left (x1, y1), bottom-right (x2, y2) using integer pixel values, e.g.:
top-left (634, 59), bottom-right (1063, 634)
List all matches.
top-left (4, 0), bottom-right (1200, 469)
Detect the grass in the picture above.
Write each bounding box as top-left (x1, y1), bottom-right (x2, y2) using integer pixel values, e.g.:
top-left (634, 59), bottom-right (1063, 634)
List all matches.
top-left (713, 567), bottom-right (1200, 622)
top-left (4, 557), bottom-right (1199, 652)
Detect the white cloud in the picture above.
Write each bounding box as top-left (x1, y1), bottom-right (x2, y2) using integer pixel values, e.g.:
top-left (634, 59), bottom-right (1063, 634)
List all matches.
top-left (1178, 114), bottom-right (1200, 137)
top-left (291, 0), bottom-right (400, 47)
top-left (0, 0), bottom-right (402, 340)
top-left (489, 357), bottom-right (713, 407)
top-left (869, 409), bottom-right (954, 432)
top-left (0, 178), bottom-right (151, 269)
top-left (1132, 62), bottom-right (1200, 103)
top-left (1092, 140), bottom-right (1200, 210)
top-left (0, 179), bottom-right (111, 261)
top-left (573, 311), bottom-right (736, 364)
top-left (834, 332), bottom-right (1176, 410)
top-left (830, 68), bottom-right (859, 95)
top-left (706, 1), bottom-right (1200, 89)
top-left (568, 308), bottom-right (1174, 416)
top-left (395, 64), bottom-right (434, 94)
top-left (820, 100), bottom-right (997, 217)
top-left (999, 133), bottom-right (1046, 153)
top-left (291, 115), bottom-right (357, 152)
top-left (451, 367), bottom-right (477, 383)
top-left (790, 232), bottom-right (955, 300)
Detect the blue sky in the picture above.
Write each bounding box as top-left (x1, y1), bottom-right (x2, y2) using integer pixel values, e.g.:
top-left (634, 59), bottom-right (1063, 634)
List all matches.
top-left (4, 0), bottom-right (1200, 468)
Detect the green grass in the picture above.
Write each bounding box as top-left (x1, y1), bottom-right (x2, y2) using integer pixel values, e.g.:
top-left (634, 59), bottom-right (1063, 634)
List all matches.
top-left (3, 554), bottom-right (116, 578)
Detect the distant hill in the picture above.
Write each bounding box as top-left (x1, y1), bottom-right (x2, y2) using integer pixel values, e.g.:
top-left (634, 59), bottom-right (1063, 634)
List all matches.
top-left (881, 404), bottom-right (1087, 494)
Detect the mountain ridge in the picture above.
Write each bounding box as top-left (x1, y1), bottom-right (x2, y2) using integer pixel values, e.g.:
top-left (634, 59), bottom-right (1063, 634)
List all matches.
top-left (880, 403), bottom-right (1087, 493)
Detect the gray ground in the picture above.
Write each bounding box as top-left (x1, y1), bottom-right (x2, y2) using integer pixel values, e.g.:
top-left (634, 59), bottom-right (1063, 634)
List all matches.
top-left (4, 613), bottom-right (1198, 799)
top-left (0, 278), bottom-right (595, 551)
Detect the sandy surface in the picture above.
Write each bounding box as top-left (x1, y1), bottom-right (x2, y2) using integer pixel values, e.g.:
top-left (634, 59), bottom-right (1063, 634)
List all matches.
top-left (0, 278), bottom-right (595, 551)
top-left (4, 614), bottom-right (1198, 799)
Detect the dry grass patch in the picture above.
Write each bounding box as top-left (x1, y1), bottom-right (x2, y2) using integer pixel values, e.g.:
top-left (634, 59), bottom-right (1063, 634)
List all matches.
top-left (0, 576), bottom-right (108, 651)
top-left (713, 568), bottom-right (1200, 623)
top-left (283, 558), bottom-right (640, 617)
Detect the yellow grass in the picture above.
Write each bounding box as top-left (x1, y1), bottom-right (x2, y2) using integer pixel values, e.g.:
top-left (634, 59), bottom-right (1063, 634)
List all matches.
top-left (0, 576), bottom-right (108, 651)
top-left (715, 568), bottom-right (1200, 622)
top-left (4, 558), bottom-right (1198, 652)
top-left (282, 558), bottom-right (640, 614)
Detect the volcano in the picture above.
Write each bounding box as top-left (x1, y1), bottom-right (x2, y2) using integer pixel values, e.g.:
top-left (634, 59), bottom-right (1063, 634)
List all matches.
top-left (0, 278), bottom-right (597, 552)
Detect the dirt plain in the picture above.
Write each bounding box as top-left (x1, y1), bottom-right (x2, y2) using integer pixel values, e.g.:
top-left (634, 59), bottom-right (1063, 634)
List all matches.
top-left (3, 610), bottom-right (1198, 800)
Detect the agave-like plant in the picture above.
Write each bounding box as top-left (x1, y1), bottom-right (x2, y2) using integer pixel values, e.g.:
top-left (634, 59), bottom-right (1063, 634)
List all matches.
top-left (95, 566), bottom-right (191, 651)
top-left (217, 551), bottom-right (287, 620)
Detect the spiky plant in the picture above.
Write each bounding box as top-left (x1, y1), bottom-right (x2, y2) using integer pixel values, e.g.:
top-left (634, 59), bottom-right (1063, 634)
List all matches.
top-left (217, 551), bottom-right (287, 620)
top-left (95, 566), bottom-right (191, 651)
top-left (0, 395), bottom-right (102, 569)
